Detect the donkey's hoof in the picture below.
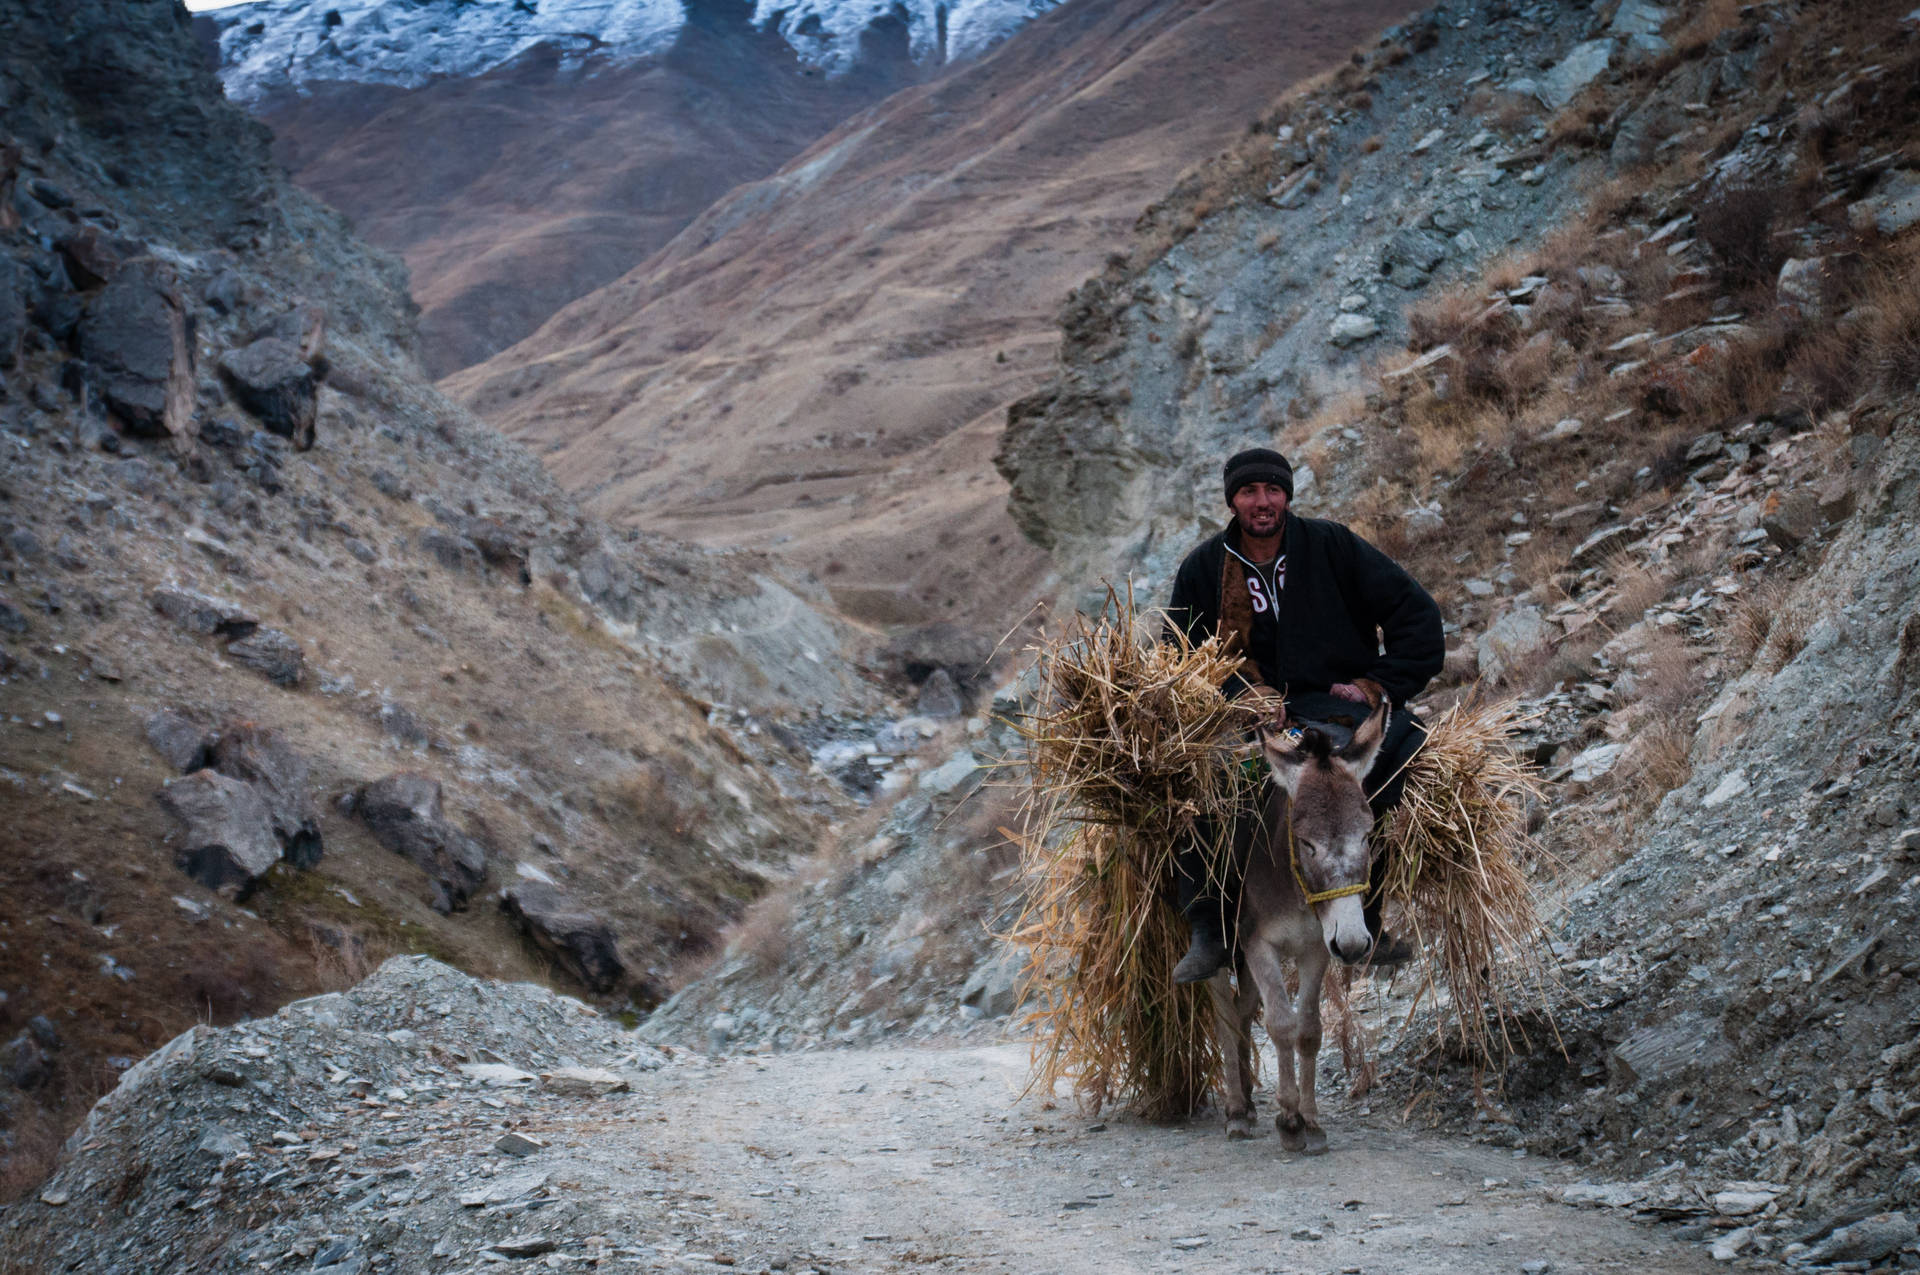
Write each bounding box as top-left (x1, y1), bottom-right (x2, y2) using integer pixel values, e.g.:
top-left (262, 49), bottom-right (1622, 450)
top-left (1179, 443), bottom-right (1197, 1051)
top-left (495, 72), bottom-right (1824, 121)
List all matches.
top-left (1299, 1124), bottom-right (1329, 1155)
top-left (1225, 1113), bottom-right (1255, 1140)
top-left (1275, 1111), bottom-right (1308, 1153)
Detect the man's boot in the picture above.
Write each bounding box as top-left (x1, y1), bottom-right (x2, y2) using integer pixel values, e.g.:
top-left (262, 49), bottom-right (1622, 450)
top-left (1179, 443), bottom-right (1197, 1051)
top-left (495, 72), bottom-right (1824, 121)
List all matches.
top-left (1361, 840), bottom-right (1415, 969)
top-left (1172, 907), bottom-right (1229, 983)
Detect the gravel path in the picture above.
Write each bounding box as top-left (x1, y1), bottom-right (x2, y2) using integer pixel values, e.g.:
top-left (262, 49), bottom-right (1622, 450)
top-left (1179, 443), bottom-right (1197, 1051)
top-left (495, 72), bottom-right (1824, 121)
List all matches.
top-left (559, 1043), bottom-right (1720, 1273)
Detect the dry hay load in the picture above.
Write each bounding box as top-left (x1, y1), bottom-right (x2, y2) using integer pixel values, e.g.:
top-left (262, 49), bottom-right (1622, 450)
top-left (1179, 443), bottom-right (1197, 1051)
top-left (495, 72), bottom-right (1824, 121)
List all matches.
top-left (1007, 590), bottom-right (1557, 1121)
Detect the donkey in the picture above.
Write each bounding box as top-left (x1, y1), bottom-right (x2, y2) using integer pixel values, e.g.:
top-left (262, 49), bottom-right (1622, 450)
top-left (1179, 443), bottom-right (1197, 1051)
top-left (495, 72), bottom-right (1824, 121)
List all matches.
top-left (1207, 696), bottom-right (1387, 1152)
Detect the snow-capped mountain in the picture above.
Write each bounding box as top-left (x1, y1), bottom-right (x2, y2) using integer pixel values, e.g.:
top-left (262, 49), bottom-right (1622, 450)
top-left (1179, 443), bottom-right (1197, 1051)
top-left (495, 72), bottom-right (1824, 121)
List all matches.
top-left (752, 0), bottom-right (1063, 73)
top-left (209, 0), bottom-right (1065, 102)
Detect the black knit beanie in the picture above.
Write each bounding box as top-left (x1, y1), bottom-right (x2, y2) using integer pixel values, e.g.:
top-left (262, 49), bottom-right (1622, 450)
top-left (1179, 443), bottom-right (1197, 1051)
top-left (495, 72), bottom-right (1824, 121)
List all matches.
top-left (1222, 447), bottom-right (1294, 503)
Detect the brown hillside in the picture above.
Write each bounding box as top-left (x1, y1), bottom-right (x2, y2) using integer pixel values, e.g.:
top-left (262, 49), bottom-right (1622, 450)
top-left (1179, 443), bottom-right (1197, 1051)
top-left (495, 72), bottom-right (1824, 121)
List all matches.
top-left (251, 0), bottom-right (923, 379)
top-left (446, 0), bottom-right (1415, 630)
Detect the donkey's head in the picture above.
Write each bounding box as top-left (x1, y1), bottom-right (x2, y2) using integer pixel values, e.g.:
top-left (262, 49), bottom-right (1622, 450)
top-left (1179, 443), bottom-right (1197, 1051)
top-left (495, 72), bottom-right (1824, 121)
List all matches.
top-left (1258, 698), bottom-right (1388, 963)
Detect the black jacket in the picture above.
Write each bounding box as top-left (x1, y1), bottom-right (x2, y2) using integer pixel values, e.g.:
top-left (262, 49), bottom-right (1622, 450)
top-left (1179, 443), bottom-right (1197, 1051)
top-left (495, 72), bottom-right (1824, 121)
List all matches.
top-left (1165, 514), bottom-right (1444, 708)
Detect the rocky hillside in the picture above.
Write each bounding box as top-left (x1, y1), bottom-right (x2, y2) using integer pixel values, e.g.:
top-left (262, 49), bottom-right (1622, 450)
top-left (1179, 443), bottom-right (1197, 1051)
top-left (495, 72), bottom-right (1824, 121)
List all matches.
top-left (0, 0), bottom-right (924, 1201)
top-left (443, 0), bottom-right (1414, 632)
top-left (995, 0), bottom-right (1920, 1246)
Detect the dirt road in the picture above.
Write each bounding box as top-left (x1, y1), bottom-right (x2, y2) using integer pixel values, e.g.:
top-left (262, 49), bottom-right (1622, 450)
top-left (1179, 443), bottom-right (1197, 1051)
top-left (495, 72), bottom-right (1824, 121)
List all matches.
top-left (559, 1043), bottom-right (1718, 1273)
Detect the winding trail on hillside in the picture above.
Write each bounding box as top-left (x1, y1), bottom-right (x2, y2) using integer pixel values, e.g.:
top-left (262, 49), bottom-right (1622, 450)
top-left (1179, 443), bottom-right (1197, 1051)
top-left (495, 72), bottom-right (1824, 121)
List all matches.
top-left (561, 1044), bottom-right (1716, 1272)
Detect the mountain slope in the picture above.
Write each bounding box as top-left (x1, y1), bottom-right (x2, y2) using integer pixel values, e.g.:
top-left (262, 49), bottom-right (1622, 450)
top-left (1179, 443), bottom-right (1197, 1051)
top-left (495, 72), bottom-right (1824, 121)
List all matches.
top-left (446, 0), bottom-right (1415, 629)
top-left (0, 0), bottom-right (881, 1198)
top-left (996, 0), bottom-right (1920, 1233)
top-left (215, 0), bottom-right (936, 378)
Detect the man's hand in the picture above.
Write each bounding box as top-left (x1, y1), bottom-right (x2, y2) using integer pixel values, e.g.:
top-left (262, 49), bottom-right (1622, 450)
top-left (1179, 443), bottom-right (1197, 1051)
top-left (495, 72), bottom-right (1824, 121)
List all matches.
top-left (1240, 684), bottom-right (1286, 727)
top-left (1330, 682), bottom-right (1369, 703)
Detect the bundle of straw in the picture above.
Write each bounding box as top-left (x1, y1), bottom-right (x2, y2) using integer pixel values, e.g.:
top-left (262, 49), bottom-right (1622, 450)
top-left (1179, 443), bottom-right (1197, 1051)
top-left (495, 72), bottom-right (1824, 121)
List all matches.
top-left (1378, 698), bottom-right (1559, 1064)
top-left (1007, 590), bottom-right (1557, 1117)
top-left (1006, 588), bottom-right (1257, 1119)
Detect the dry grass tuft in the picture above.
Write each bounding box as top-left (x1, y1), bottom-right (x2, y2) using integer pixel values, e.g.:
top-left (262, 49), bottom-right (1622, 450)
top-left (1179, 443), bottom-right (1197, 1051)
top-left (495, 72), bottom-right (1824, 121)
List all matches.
top-left (1007, 588), bottom-right (1256, 1119)
top-left (1379, 699), bottom-right (1561, 1065)
top-left (1616, 713), bottom-right (1695, 828)
top-left (725, 889), bottom-right (798, 972)
top-left (1601, 552), bottom-right (1674, 627)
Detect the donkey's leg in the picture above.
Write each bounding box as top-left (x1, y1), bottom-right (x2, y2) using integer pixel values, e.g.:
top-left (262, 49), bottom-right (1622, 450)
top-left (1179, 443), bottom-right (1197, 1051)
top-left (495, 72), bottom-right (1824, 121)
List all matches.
top-left (1292, 947), bottom-right (1331, 1154)
top-left (1242, 945), bottom-right (1307, 1152)
top-left (1208, 967), bottom-right (1255, 1139)
top-left (1237, 974), bottom-right (1258, 1115)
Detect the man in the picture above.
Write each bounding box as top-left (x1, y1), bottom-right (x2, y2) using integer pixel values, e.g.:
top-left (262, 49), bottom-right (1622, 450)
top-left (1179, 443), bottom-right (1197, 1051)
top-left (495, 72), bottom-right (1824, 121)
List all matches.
top-left (1163, 446), bottom-right (1444, 983)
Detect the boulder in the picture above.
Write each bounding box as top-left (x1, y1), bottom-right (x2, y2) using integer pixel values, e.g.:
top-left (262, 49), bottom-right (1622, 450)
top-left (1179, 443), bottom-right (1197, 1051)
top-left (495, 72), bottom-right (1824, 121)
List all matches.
top-left (419, 528), bottom-right (483, 573)
top-left (251, 303), bottom-right (327, 366)
top-left (1476, 605), bottom-right (1552, 683)
top-left (1802, 1213), bottom-right (1917, 1266)
top-left (1609, 0), bottom-right (1671, 60)
top-left (501, 882), bottom-right (625, 993)
top-left (878, 622), bottom-right (995, 694)
top-left (1328, 312), bottom-right (1381, 345)
top-left (1381, 228), bottom-right (1449, 287)
top-left (151, 587), bottom-right (257, 638)
top-left (202, 270), bottom-right (245, 316)
top-left (914, 667), bottom-right (966, 718)
top-left (1610, 99), bottom-right (1682, 170)
top-left (1570, 524), bottom-right (1636, 568)
top-left (157, 770), bottom-right (281, 897)
top-left (209, 723), bottom-right (322, 868)
top-left (1848, 169), bottom-right (1920, 238)
top-left (1537, 39), bottom-right (1614, 109)
top-left (58, 226), bottom-right (144, 290)
top-left (539, 1067), bottom-right (629, 1097)
top-left (454, 518), bottom-right (529, 572)
top-left (961, 946), bottom-right (1031, 1018)
top-left (1, 1017), bottom-right (60, 1089)
top-left (355, 773), bottom-right (488, 911)
top-left (144, 709), bottom-right (214, 774)
top-left (77, 259), bottom-right (194, 439)
top-left (1762, 489), bottom-right (1820, 549)
top-left (219, 337), bottom-right (318, 449)
top-left (225, 627), bottom-right (305, 688)
top-left (1775, 256), bottom-right (1826, 317)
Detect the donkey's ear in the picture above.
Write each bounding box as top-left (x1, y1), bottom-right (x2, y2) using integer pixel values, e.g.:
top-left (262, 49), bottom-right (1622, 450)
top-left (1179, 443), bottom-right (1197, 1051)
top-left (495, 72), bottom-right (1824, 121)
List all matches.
top-left (1261, 727), bottom-right (1308, 797)
top-left (1334, 699), bottom-right (1389, 783)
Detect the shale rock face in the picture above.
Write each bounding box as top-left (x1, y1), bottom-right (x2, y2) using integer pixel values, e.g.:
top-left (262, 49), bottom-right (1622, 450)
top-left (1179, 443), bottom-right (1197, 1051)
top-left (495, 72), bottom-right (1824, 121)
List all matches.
top-left (355, 773), bottom-right (489, 912)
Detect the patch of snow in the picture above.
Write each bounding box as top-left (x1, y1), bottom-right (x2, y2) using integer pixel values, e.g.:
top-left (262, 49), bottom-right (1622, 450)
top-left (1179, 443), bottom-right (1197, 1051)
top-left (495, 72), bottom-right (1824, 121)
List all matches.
top-left (212, 0), bottom-right (1065, 101)
top-left (212, 0), bottom-right (686, 101)
top-left (752, 0), bottom-right (1061, 72)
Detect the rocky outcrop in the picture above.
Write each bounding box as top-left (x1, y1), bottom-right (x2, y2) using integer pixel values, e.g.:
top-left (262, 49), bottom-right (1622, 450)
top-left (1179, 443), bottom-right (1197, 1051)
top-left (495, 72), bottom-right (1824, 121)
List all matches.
top-left (354, 774), bottom-right (489, 912)
top-left (223, 626), bottom-right (305, 688)
top-left (144, 709), bottom-right (215, 774)
top-left (502, 882), bottom-right (626, 994)
top-left (150, 588), bottom-right (258, 638)
top-left (218, 337), bottom-right (318, 449)
top-left (76, 258), bottom-right (195, 440)
top-left (208, 724), bottom-right (322, 869)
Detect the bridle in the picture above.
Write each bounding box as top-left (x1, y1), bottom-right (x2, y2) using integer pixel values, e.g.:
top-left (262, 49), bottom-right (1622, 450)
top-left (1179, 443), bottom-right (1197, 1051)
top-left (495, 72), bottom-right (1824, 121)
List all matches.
top-left (1286, 813), bottom-right (1369, 906)
top-left (1242, 731), bottom-right (1371, 907)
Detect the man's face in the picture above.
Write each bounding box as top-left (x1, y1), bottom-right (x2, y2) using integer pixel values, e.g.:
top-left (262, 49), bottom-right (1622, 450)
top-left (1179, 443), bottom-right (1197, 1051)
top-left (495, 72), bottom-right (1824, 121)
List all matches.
top-left (1230, 481), bottom-right (1289, 538)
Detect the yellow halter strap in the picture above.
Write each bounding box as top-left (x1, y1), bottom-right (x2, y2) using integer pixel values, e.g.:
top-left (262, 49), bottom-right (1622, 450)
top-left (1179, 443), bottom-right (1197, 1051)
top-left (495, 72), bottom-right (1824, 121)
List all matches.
top-left (1287, 817), bottom-right (1369, 906)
